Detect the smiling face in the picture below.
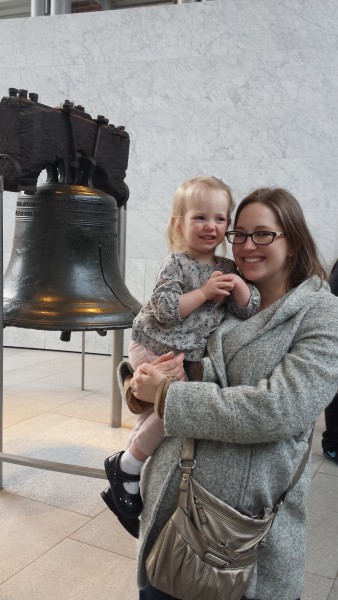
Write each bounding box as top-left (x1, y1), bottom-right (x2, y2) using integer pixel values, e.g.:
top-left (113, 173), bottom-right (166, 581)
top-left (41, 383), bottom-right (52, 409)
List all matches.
top-left (232, 202), bottom-right (293, 298)
top-left (179, 189), bottom-right (229, 263)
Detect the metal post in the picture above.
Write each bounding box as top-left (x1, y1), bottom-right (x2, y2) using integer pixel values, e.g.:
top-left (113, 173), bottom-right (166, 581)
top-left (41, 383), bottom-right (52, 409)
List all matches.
top-left (0, 176), bottom-right (4, 489)
top-left (81, 331), bottom-right (86, 390)
top-left (111, 329), bottom-right (123, 427)
top-left (50, 0), bottom-right (72, 15)
top-left (31, 0), bottom-right (47, 16)
top-left (118, 204), bottom-right (127, 275)
top-left (110, 205), bottom-right (127, 427)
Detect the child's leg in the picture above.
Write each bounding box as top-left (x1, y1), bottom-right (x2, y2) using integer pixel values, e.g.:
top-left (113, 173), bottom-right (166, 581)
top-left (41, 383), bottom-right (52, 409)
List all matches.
top-left (128, 339), bottom-right (160, 372)
top-left (120, 407), bottom-right (154, 494)
top-left (128, 411), bottom-right (165, 458)
top-left (102, 342), bottom-right (164, 526)
top-left (118, 342), bottom-right (161, 494)
top-left (119, 410), bottom-right (165, 496)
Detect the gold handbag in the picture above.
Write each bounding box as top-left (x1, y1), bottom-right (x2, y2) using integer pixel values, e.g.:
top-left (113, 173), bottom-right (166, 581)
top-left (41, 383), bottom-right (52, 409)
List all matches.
top-left (146, 435), bottom-right (312, 600)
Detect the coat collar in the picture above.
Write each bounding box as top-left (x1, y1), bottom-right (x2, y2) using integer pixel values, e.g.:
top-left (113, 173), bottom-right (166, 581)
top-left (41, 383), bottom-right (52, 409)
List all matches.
top-left (207, 276), bottom-right (328, 380)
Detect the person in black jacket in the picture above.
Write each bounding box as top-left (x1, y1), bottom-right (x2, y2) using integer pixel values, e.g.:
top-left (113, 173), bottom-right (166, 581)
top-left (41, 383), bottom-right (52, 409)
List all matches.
top-left (322, 259), bottom-right (338, 465)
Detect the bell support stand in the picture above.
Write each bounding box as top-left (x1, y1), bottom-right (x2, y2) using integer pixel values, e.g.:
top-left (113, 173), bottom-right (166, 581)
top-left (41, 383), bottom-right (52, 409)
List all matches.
top-left (0, 175), bottom-right (3, 489)
top-left (0, 176), bottom-right (106, 487)
top-left (81, 202), bottom-right (127, 426)
top-left (111, 203), bottom-right (127, 427)
top-left (0, 184), bottom-right (131, 487)
top-left (0, 90), bottom-right (141, 487)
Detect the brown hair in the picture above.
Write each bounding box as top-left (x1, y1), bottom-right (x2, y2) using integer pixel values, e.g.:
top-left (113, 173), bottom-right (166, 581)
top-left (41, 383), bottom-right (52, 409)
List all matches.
top-left (234, 187), bottom-right (326, 289)
top-left (166, 176), bottom-right (234, 253)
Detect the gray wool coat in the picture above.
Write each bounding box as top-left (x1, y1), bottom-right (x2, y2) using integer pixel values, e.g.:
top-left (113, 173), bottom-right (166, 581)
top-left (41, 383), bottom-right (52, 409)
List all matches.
top-left (119, 276), bottom-right (338, 600)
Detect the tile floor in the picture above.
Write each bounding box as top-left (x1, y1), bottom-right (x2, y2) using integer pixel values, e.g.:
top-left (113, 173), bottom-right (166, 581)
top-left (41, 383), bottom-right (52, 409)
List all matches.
top-left (0, 347), bottom-right (337, 600)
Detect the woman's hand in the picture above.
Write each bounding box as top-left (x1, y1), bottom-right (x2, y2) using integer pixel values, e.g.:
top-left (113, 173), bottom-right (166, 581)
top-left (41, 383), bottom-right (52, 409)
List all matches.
top-left (132, 363), bottom-right (167, 404)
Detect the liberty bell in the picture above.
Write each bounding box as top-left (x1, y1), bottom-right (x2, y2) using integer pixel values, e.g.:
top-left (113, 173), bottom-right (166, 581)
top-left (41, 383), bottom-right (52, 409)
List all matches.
top-left (0, 89), bottom-right (141, 340)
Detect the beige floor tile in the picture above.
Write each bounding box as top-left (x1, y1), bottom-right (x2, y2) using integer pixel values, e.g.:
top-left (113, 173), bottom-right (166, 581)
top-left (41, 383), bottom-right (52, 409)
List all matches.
top-left (51, 388), bottom-right (117, 424)
top-left (2, 350), bottom-right (105, 391)
top-left (306, 472), bottom-right (338, 579)
top-left (319, 457), bottom-right (338, 477)
top-left (3, 392), bottom-right (62, 427)
top-left (71, 507), bottom-right (137, 559)
top-left (328, 579), bottom-right (338, 600)
top-left (1, 347), bottom-right (338, 598)
top-left (3, 347), bottom-right (21, 357)
top-left (4, 367), bottom-right (58, 388)
top-left (0, 491), bottom-right (90, 585)
top-left (0, 538), bottom-right (138, 600)
top-left (315, 411), bottom-right (326, 432)
top-left (311, 428), bottom-right (324, 457)
top-left (2, 412), bottom-right (132, 515)
top-left (6, 380), bottom-right (91, 404)
top-left (39, 365), bottom-right (111, 391)
top-left (3, 348), bottom-right (73, 371)
top-left (303, 572), bottom-right (334, 600)
top-left (51, 386), bottom-right (138, 428)
top-left (40, 350), bottom-right (109, 369)
top-left (4, 412), bottom-right (131, 461)
top-left (2, 463), bottom-right (108, 517)
top-left (310, 455), bottom-right (324, 478)
top-left (122, 414), bottom-right (139, 430)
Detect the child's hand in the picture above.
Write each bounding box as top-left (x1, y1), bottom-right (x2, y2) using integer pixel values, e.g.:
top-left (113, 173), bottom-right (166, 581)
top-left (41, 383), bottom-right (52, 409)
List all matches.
top-left (151, 351), bottom-right (187, 380)
top-left (201, 271), bottom-right (235, 302)
top-left (224, 274), bottom-right (251, 307)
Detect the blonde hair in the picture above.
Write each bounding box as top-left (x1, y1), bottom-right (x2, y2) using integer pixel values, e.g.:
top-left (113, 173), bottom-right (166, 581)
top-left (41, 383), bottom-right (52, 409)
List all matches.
top-left (166, 176), bottom-right (234, 254)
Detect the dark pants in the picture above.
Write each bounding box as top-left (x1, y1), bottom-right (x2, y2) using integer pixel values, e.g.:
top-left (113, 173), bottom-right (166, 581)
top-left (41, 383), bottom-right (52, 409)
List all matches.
top-left (139, 583), bottom-right (300, 599)
top-left (322, 390), bottom-right (338, 451)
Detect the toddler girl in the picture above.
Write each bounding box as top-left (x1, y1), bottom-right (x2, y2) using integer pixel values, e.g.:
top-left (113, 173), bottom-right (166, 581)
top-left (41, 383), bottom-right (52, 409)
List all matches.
top-left (101, 176), bottom-right (260, 536)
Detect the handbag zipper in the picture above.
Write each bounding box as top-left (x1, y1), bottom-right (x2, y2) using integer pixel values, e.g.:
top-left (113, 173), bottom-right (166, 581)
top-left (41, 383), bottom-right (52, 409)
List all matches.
top-left (194, 494), bottom-right (266, 561)
top-left (193, 493), bottom-right (271, 534)
top-left (194, 495), bottom-right (208, 523)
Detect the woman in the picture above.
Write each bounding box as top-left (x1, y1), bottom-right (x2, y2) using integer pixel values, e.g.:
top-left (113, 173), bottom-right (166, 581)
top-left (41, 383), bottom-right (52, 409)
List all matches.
top-left (123, 188), bottom-right (338, 600)
top-left (322, 259), bottom-right (338, 465)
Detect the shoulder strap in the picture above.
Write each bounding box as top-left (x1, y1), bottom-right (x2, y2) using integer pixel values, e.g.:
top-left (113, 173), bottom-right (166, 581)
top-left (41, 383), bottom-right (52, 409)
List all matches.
top-left (181, 429), bottom-right (314, 513)
top-left (181, 437), bottom-right (195, 462)
top-left (179, 437), bottom-right (196, 475)
top-left (273, 428), bottom-right (314, 512)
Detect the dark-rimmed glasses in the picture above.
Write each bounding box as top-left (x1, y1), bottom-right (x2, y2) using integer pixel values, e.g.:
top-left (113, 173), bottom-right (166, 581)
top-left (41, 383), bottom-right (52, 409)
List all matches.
top-left (226, 231), bottom-right (286, 245)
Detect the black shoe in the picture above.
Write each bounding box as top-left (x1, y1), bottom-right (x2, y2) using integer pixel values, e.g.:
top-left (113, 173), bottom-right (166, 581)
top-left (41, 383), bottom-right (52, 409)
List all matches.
top-left (104, 451), bottom-right (143, 519)
top-left (323, 447), bottom-right (338, 465)
top-left (101, 487), bottom-right (139, 539)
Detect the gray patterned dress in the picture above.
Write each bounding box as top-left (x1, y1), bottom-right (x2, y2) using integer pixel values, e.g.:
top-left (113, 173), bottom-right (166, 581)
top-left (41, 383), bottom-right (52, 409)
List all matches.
top-left (131, 252), bottom-right (260, 361)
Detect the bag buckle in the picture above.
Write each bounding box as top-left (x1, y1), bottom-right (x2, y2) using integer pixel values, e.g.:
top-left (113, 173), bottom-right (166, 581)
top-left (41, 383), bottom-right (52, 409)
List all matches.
top-left (179, 458), bottom-right (196, 472)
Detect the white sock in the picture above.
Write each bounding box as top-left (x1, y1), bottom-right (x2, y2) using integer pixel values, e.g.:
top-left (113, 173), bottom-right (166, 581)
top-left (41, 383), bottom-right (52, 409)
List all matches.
top-left (120, 449), bottom-right (144, 494)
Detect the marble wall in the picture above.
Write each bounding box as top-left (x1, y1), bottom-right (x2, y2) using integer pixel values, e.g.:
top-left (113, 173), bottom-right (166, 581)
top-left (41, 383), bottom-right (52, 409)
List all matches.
top-left (0, 0), bottom-right (337, 354)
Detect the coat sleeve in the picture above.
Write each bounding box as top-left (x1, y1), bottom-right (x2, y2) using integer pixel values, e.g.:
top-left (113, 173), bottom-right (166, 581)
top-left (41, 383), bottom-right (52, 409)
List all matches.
top-left (164, 297), bottom-right (338, 444)
top-left (227, 283), bottom-right (261, 319)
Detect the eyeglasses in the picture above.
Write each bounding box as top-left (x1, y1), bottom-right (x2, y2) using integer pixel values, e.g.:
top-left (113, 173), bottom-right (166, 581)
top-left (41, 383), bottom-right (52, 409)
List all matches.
top-left (226, 231), bottom-right (286, 245)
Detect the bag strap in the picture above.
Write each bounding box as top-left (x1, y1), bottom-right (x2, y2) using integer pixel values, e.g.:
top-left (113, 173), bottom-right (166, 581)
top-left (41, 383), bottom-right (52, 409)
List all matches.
top-left (179, 437), bottom-right (196, 475)
top-left (180, 428), bottom-right (314, 513)
top-left (273, 428), bottom-right (314, 512)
